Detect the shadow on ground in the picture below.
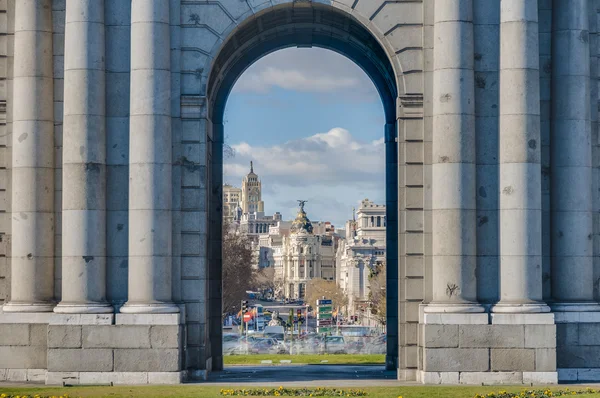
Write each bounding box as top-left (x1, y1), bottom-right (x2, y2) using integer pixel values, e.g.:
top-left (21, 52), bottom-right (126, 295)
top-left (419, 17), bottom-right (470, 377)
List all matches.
top-left (206, 365), bottom-right (397, 384)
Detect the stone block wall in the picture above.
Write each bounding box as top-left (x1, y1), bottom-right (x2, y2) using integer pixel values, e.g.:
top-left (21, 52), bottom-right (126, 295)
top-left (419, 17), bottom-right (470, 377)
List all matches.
top-left (0, 321), bottom-right (48, 382)
top-left (418, 315), bottom-right (557, 384)
top-left (0, 314), bottom-right (185, 385)
top-left (556, 316), bottom-right (600, 382)
top-left (45, 315), bottom-right (184, 385)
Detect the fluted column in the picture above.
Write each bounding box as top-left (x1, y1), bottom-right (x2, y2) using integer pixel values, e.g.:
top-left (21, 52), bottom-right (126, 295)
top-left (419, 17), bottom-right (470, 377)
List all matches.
top-left (426, 0), bottom-right (482, 313)
top-left (550, 0), bottom-right (600, 311)
top-left (494, 0), bottom-right (549, 313)
top-left (54, 0), bottom-right (112, 314)
top-left (3, 0), bottom-right (55, 313)
top-left (121, 0), bottom-right (178, 313)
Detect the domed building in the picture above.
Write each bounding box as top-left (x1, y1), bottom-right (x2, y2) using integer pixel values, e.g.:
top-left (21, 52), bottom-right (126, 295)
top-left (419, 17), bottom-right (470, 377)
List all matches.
top-left (258, 201), bottom-right (337, 299)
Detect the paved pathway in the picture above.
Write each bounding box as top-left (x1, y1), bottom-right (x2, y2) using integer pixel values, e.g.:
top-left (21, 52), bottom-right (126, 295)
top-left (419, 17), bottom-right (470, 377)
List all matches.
top-left (204, 365), bottom-right (404, 387)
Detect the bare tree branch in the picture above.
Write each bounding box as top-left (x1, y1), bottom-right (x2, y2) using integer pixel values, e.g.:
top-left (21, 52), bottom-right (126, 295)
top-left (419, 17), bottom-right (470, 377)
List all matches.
top-left (305, 279), bottom-right (348, 310)
top-left (222, 220), bottom-right (255, 314)
top-left (368, 263), bottom-right (386, 325)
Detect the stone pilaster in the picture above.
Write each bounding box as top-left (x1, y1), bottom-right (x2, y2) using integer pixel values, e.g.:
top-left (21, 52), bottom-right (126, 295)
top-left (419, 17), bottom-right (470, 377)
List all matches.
top-left (550, 0), bottom-right (600, 311)
top-left (428, 0), bottom-right (482, 313)
top-left (121, 0), bottom-right (178, 314)
top-left (3, 0), bottom-right (55, 313)
top-left (54, 0), bottom-right (112, 314)
top-left (493, 0), bottom-right (549, 313)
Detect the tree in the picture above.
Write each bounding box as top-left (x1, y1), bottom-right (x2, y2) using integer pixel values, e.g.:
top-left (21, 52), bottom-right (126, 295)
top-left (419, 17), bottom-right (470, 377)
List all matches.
top-left (368, 263), bottom-right (386, 326)
top-left (305, 278), bottom-right (348, 310)
top-left (252, 266), bottom-right (275, 298)
top-left (222, 220), bottom-right (254, 314)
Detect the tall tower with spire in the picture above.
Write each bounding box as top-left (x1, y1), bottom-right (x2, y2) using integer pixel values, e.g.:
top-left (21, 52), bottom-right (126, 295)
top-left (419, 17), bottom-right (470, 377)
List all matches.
top-left (241, 161), bottom-right (264, 214)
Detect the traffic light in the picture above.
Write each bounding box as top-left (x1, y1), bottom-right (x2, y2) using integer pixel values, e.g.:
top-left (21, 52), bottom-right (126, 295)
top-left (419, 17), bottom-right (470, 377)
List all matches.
top-left (241, 300), bottom-right (248, 314)
top-left (297, 309), bottom-right (302, 318)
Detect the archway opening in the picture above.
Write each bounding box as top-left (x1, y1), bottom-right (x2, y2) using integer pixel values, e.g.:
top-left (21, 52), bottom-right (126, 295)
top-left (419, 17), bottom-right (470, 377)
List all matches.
top-left (205, 3), bottom-right (399, 372)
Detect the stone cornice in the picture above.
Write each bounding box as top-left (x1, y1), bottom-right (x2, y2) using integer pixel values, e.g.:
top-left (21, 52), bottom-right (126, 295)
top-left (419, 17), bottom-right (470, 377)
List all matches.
top-left (181, 95), bottom-right (207, 119)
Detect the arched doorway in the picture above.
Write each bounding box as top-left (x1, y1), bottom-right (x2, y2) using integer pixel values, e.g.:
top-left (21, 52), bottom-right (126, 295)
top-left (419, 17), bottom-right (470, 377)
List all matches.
top-left (204, 3), bottom-right (404, 371)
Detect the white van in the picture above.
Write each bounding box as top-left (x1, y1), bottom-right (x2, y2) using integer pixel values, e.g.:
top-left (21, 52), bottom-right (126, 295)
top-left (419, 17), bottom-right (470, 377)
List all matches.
top-left (263, 325), bottom-right (285, 341)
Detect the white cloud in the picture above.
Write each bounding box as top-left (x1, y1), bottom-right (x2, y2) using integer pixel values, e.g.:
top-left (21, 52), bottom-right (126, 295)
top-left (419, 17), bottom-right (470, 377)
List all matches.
top-left (225, 127), bottom-right (384, 187)
top-left (232, 47), bottom-right (376, 97)
top-left (235, 66), bottom-right (359, 93)
top-left (223, 127), bottom-right (386, 226)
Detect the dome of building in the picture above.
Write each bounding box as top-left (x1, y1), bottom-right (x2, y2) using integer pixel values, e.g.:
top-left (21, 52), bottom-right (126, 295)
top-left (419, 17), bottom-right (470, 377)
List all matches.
top-left (291, 200), bottom-right (313, 235)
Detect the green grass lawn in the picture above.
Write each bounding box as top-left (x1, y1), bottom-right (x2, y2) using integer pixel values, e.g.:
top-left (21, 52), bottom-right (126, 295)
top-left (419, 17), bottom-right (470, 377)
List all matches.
top-left (2, 385), bottom-right (600, 398)
top-left (223, 354), bottom-right (385, 365)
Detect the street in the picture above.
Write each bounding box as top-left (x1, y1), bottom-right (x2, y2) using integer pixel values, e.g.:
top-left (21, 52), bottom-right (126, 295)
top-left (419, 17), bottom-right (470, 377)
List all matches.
top-left (206, 365), bottom-right (397, 385)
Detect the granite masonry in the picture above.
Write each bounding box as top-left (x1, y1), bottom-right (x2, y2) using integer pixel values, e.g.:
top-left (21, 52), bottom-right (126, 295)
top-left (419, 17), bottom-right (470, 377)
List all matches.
top-left (0, 0), bottom-right (600, 386)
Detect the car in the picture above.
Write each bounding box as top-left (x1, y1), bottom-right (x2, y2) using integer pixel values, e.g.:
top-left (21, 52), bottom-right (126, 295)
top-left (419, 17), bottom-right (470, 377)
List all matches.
top-left (322, 336), bottom-right (347, 354)
top-left (366, 334), bottom-right (386, 354)
top-left (264, 325), bottom-right (285, 342)
top-left (251, 337), bottom-right (286, 354)
top-left (346, 339), bottom-right (365, 354)
top-left (223, 333), bottom-right (244, 355)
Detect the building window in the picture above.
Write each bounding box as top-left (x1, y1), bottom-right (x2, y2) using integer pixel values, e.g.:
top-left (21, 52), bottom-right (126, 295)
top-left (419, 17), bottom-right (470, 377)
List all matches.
top-left (377, 216), bottom-right (381, 227)
top-left (371, 216), bottom-right (374, 226)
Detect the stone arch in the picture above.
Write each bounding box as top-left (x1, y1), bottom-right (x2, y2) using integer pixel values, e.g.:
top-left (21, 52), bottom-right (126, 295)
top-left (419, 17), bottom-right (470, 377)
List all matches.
top-left (194, 1), bottom-right (424, 372)
top-left (179, 1), bottom-right (423, 99)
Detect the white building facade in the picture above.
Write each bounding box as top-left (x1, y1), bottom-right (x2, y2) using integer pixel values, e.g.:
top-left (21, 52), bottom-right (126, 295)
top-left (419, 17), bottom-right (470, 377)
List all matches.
top-left (222, 184), bottom-right (241, 222)
top-left (337, 200), bottom-right (386, 314)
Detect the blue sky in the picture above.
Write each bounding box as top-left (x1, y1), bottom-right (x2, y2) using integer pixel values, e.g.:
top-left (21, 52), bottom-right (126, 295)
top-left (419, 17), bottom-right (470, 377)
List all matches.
top-left (223, 47), bottom-right (386, 227)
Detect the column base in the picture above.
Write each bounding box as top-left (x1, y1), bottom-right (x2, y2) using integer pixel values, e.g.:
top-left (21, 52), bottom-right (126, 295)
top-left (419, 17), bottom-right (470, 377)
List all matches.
top-left (550, 302), bottom-right (600, 312)
top-left (2, 302), bottom-right (56, 313)
top-left (120, 302), bottom-right (180, 314)
top-left (491, 302), bottom-right (551, 313)
top-left (53, 302), bottom-right (114, 314)
top-left (423, 302), bottom-right (486, 313)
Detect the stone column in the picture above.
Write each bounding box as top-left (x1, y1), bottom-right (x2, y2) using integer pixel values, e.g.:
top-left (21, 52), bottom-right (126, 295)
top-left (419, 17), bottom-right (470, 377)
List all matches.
top-left (427, 0), bottom-right (482, 313)
top-left (494, 0), bottom-right (549, 313)
top-left (54, 0), bottom-right (112, 314)
top-left (3, 0), bottom-right (55, 313)
top-left (121, 0), bottom-right (179, 314)
top-left (549, 0), bottom-right (599, 311)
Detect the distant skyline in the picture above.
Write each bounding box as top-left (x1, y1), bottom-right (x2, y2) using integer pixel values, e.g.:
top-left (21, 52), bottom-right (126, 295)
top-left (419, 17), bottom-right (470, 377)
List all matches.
top-left (223, 47), bottom-right (386, 227)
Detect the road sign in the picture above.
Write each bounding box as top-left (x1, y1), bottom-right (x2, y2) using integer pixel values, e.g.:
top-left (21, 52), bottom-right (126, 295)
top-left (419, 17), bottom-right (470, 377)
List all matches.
top-left (317, 299), bottom-right (332, 305)
top-left (317, 327), bottom-right (333, 333)
top-left (317, 313), bottom-right (332, 319)
top-left (243, 313), bottom-right (252, 322)
top-left (318, 306), bottom-right (332, 313)
top-left (317, 320), bottom-right (332, 326)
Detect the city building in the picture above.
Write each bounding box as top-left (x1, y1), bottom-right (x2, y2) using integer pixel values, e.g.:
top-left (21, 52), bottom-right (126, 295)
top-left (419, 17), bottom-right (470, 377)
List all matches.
top-left (257, 202), bottom-right (336, 299)
top-left (241, 161), bottom-right (264, 214)
top-left (224, 162), bottom-right (279, 243)
top-left (222, 184), bottom-right (242, 222)
top-left (336, 199), bottom-right (386, 315)
top-left (239, 211), bottom-right (282, 244)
